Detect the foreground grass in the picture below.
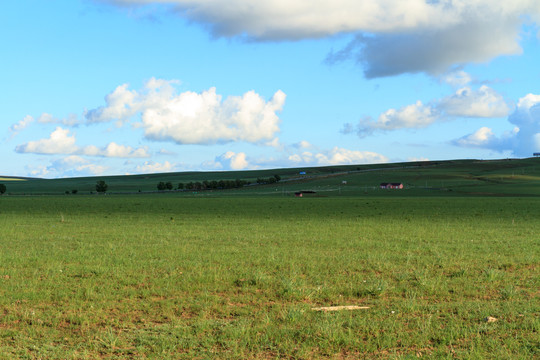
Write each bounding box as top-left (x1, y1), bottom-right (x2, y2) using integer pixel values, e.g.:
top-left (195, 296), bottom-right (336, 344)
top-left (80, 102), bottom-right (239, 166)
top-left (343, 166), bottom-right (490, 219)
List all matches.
top-left (0, 196), bottom-right (538, 359)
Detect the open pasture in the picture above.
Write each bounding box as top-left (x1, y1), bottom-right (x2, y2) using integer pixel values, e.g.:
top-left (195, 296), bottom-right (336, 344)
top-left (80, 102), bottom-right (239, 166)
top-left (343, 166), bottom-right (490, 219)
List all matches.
top-left (0, 195), bottom-right (538, 359)
top-left (3, 158), bottom-right (540, 197)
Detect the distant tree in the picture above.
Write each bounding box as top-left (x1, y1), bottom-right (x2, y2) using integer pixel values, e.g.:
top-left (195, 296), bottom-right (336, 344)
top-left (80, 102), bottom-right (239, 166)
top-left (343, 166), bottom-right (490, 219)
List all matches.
top-left (274, 174), bottom-right (281, 182)
top-left (0, 184), bottom-right (6, 195)
top-left (71, 189), bottom-right (78, 194)
top-left (166, 182), bottom-right (173, 190)
top-left (235, 179), bottom-right (245, 188)
top-left (177, 183), bottom-right (184, 190)
top-left (157, 182), bottom-right (167, 191)
top-left (96, 180), bottom-right (108, 193)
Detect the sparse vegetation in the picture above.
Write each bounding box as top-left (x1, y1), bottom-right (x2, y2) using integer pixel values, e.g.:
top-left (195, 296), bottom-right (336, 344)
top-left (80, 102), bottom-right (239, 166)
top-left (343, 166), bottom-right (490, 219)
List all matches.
top-left (0, 195), bottom-right (538, 358)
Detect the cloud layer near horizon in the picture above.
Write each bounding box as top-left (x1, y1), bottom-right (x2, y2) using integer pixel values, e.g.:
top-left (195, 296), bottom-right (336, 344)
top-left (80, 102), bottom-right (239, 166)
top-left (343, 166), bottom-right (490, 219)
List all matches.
top-left (16, 127), bottom-right (150, 158)
top-left (98, 0), bottom-right (540, 77)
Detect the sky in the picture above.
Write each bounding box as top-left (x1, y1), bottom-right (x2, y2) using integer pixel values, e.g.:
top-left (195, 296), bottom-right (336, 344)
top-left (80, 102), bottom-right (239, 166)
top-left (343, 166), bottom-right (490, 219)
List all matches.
top-left (2, 0), bottom-right (540, 178)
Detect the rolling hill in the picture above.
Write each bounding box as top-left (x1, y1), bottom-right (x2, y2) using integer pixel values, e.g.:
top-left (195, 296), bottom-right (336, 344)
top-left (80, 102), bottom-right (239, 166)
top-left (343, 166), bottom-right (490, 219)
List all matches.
top-left (1, 158), bottom-right (539, 197)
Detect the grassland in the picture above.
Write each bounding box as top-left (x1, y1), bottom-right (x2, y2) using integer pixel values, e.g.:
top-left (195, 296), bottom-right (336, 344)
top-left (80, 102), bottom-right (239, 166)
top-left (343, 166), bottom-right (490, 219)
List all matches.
top-left (0, 194), bottom-right (538, 359)
top-left (2, 157), bottom-right (540, 197)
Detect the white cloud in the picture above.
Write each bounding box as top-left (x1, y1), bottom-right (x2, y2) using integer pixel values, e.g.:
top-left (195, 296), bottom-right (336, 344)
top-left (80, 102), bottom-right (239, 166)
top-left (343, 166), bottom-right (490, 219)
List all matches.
top-left (441, 70), bottom-right (473, 88)
top-left (15, 127), bottom-right (78, 154)
top-left (315, 147), bottom-right (388, 165)
top-left (81, 142), bottom-right (150, 158)
top-left (294, 140), bottom-right (312, 149)
top-left (10, 115), bottom-right (34, 135)
top-left (223, 151), bottom-right (249, 170)
top-left (454, 127), bottom-right (497, 147)
top-left (349, 84), bottom-right (511, 136)
top-left (85, 78), bottom-right (286, 145)
top-left (288, 151), bottom-right (313, 164)
top-left (158, 148), bottom-right (177, 155)
top-left (99, 1), bottom-right (540, 77)
top-left (408, 157), bottom-right (430, 162)
top-left (135, 160), bottom-right (174, 173)
top-left (27, 156), bottom-right (108, 178)
top-left (200, 146), bottom-right (387, 171)
top-left (10, 113), bottom-right (81, 139)
top-left (206, 151), bottom-right (250, 170)
top-left (357, 101), bottom-right (438, 136)
top-left (453, 93), bottom-right (540, 156)
top-left (53, 156), bottom-right (108, 176)
top-left (85, 83), bottom-right (139, 124)
top-left (439, 86), bottom-right (511, 118)
top-left (288, 147), bottom-right (388, 166)
top-left (15, 127), bottom-right (149, 158)
top-left (37, 113), bottom-right (81, 126)
top-left (507, 94), bottom-right (540, 155)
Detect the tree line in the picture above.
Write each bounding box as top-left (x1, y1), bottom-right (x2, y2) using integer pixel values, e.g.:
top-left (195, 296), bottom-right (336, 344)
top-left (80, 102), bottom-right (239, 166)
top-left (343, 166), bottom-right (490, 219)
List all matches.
top-left (0, 175), bottom-right (283, 196)
top-left (157, 175), bottom-right (281, 192)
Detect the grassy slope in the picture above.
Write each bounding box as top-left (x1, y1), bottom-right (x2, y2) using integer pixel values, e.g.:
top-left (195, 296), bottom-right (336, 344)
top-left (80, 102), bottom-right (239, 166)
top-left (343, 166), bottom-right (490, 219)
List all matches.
top-left (0, 196), bottom-right (538, 358)
top-left (3, 158), bottom-right (540, 196)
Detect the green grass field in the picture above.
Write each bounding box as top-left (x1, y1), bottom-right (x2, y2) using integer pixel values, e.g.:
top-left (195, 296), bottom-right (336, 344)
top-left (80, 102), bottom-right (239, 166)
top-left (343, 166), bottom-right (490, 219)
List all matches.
top-left (0, 195), bottom-right (538, 359)
top-left (2, 158), bottom-right (540, 197)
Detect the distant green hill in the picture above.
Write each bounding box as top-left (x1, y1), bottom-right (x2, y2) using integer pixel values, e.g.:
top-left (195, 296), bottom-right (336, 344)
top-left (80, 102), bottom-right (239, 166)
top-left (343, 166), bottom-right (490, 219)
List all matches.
top-left (2, 158), bottom-right (539, 196)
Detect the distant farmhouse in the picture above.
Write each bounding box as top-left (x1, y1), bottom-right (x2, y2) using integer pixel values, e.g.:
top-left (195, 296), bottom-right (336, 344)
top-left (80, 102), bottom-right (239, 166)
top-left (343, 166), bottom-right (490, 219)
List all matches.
top-left (380, 183), bottom-right (403, 189)
top-left (295, 190), bottom-right (316, 197)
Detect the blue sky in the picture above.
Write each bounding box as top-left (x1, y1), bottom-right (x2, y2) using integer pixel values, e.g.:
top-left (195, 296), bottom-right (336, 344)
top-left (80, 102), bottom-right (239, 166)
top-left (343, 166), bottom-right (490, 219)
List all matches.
top-left (2, 1), bottom-right (540, 178)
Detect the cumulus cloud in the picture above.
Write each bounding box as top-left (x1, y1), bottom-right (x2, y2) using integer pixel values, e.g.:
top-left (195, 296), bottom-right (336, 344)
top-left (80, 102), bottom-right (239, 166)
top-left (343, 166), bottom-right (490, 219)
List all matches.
top-left (199, 146), bottom-right (387, 171)
top-left (293, 140), bottom-right (313, 149)
top-left (441, 70), bottom-right (474, 88)
top-left (37, 113), bottom-right (81, 126)
top-left (348, 83), bottom-right (511, 136)
top-left (85, 78), bottom-right (286, 145)
top-left (52, 156), bottom-right (108, 176)
top-left (454, 127), bottom-right (498, 147)
top-left (453, 93), bottom-right (540, 156)
top-left (10, 115), bottom-right (34, 135)
top-left (203, 151), bottom-right (251, 170)
top-left (221, 151), bottom-right (249, 170)
top-left (288, 147), bottom-right (388, 166)
top-left (82, 142), bottom-right (150, 158)
top-left (353, 101), bottom-right (439, 137)
top-left (15, 127), bottom-right (149, 158)
top-left (99, 0), bottom-right (540, 77)
top-left (135, 160), bottom-right (175, 173)
top-left (439, 86), bottom-right (511, 118)
top-left (27, 156), bottom-right (108, 178)
top-left (15, 127), bottom-right (78, 155)
top-left (86, 84), bottom-right (139, 125)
